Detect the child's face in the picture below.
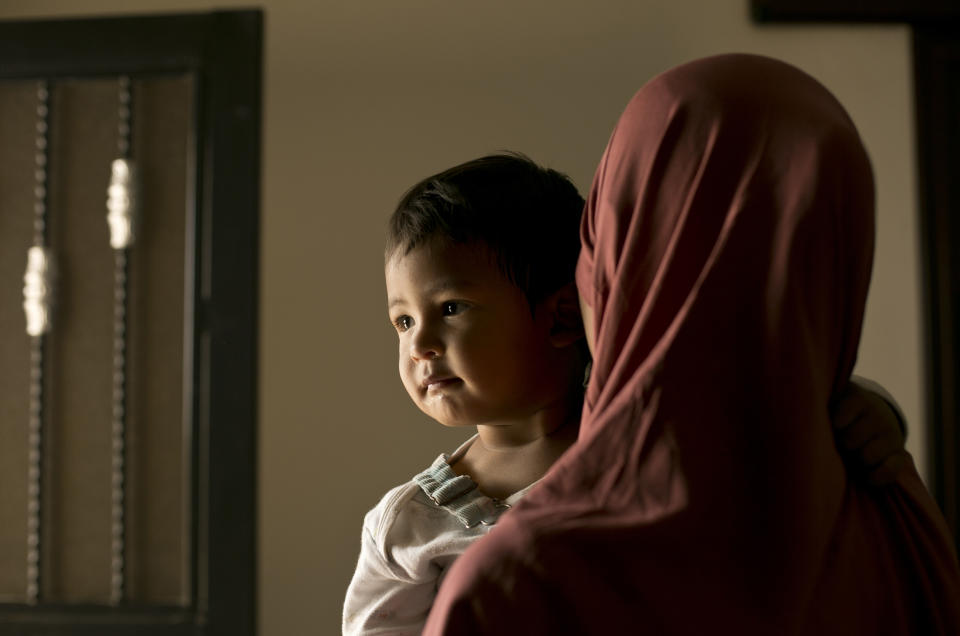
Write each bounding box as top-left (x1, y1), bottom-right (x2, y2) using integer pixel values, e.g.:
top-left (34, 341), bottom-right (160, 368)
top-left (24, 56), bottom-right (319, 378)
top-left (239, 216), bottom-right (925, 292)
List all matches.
top-left (385, 239), bottom-right (562, 428)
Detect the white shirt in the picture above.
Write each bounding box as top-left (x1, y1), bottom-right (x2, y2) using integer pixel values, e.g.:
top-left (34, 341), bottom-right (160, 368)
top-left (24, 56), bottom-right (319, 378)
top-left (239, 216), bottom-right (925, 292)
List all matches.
top-left (342, 436), bottom-right (538, 635)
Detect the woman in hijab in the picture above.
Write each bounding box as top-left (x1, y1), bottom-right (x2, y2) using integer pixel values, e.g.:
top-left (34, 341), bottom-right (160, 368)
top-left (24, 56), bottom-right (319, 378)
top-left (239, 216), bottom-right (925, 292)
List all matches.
top-left (423, 54), bottom-right (960, 634)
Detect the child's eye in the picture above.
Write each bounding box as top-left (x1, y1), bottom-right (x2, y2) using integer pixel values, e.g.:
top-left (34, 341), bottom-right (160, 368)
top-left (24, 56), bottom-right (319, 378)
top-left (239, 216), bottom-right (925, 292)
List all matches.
top-left (392, 315), bottom-right (412, 332)
top-left (442, 301), bottom-right (468, 317)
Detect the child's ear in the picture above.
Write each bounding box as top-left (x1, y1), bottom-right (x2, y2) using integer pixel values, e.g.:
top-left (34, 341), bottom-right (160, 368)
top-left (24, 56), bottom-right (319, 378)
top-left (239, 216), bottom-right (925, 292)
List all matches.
top-left (544, 282), bottom-right (584, 348)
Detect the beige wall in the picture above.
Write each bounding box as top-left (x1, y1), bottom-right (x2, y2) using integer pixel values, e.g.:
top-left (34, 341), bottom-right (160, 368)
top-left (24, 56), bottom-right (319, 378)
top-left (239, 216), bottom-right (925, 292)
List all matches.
top-left (0, 1), bottom-right (923, 633)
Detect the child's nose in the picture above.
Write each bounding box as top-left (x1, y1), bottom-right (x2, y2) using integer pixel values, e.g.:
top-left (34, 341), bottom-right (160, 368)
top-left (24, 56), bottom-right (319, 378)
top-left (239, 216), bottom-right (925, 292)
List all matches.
top-left (410, 325), bottom-right (444, 360)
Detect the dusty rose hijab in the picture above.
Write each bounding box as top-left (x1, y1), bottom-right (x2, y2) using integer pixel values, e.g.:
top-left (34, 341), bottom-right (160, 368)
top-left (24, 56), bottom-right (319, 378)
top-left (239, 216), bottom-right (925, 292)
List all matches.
top-left (424, 54), bottom-right (960, 634)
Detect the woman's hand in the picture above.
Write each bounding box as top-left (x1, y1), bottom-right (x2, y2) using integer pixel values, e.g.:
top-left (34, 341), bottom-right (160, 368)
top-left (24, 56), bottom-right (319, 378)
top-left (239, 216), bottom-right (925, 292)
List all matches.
top-left (831, 381), bottom-right (909, 486)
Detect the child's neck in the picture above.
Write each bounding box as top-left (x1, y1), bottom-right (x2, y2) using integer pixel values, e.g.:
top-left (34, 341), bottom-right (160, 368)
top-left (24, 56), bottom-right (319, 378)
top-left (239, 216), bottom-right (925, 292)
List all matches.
top-left (451, 399), bottom-right (581, 500)
top-left (474, 417), bottom-right (567, 450)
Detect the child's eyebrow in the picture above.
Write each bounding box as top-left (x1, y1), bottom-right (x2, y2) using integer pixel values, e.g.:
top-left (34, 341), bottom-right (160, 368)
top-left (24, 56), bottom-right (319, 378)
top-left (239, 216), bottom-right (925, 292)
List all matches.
top-left (388, 279), bottom-right (477, 309)
top-left (426, 278), bottom-right (476, 295)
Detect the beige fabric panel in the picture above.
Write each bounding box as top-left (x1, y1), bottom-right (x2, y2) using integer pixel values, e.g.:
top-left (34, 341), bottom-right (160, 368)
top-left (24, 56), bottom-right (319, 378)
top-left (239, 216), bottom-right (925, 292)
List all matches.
top-left (0, 75), bottom-right (192, 605)
top-left (126, 75), bottom-right (193, 606)
top-left (0, 81), bottom-right (38, 603)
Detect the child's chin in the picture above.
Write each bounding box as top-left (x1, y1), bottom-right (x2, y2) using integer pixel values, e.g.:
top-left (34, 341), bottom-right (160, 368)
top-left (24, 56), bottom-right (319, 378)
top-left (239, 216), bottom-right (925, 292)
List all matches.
top-left (433, 415), bottom-right (473, 428)
top-left (426, 409), bottom-right (474, 429)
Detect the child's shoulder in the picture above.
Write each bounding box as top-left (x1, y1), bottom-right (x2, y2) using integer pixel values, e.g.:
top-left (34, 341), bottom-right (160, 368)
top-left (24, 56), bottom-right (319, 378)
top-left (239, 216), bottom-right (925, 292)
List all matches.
top-left (364, 481), bottom-right (421, 538)
top-left (363, 454), bottom-right (454, 543)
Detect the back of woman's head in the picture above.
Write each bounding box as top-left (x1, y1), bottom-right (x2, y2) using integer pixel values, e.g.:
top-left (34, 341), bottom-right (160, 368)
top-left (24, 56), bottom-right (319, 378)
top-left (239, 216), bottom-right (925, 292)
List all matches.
top-left (577, 53), bottom-right (874, 426)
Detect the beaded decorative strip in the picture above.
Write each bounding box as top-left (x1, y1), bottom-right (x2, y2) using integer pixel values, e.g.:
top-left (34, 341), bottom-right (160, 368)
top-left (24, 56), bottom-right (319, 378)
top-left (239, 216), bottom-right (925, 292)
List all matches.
top-left (23, 79), bottom-right (52, 605)
top-left (108, 75), bottom-right (136, 605)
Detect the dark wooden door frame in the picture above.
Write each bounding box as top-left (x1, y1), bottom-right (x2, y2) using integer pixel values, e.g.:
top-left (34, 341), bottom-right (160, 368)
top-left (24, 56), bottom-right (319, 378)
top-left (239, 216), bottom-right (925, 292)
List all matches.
top-left (0, 10), bottom-right (261, 636)
top-left (753, 1), bottom-right (960, 549)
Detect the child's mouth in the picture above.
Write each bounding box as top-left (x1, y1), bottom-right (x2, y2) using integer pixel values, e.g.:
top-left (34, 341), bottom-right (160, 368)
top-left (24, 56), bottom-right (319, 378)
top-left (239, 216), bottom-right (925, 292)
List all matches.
top-left (423, 376), bottom-right (461, 391)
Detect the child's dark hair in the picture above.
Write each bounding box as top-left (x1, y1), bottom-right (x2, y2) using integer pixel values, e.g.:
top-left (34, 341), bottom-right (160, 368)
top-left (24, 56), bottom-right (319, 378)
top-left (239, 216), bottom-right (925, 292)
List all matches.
top-left (386, 152), bottom-right (585, 306)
